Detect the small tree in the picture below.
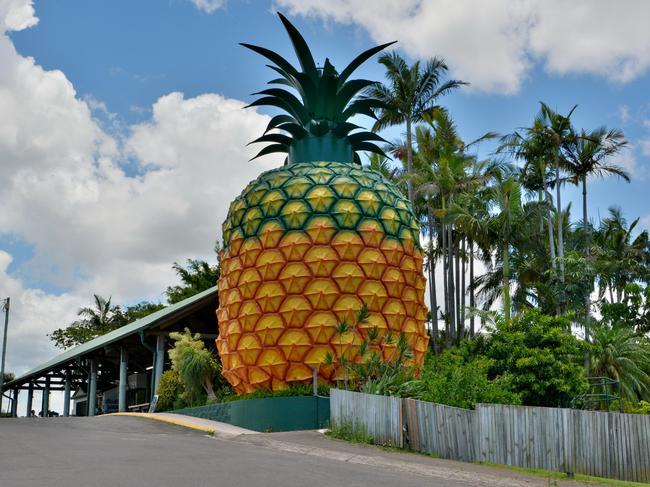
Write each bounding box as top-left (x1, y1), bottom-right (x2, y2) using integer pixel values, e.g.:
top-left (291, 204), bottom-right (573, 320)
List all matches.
top-left (168, 328), bottom-right (218, 405)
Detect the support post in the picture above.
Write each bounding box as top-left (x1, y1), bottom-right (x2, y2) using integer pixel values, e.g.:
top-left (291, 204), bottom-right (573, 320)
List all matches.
top-left (88, 360), bottom-right (97, 417)
top-left (26, 382), bottom-right (33, 417)
top-left (41, 376), bottom-right (50, 416)
top-left (11, 388), bottom-right (18, 417)
top-left (63, 370), bottom-right (71, 417)
top-left (118, 347), bottom-right (128, 412)
top-left (153, 335), bottom-right (165, 397)
top-left (0, 297), bottom-right (10, 413)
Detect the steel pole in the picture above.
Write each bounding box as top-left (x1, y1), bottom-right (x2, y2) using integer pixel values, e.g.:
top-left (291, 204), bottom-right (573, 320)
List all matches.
top-left (26, 382), bottom-right (33, 417)
top-left (0, 298), bottom-right (10, 413)
top-left (118, 347), bottom-right (128, 412)
top-left (88, 360), bottom-right (97, 417)
top-left (63, 371), bottom-right (71, 417)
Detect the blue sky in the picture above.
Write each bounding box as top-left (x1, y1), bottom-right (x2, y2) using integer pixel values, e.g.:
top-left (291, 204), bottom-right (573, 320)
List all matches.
top-left (1, 0), bottom-right (650, 384)
top-left (9, 0), bottom-right (650, 230)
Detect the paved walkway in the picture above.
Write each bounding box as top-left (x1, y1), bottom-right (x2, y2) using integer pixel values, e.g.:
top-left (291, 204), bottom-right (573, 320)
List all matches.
top-left (108, 411), bottom-right (256, 436)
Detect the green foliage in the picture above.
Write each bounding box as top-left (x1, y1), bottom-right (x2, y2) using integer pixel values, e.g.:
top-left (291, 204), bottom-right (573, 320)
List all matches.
top-left (627, 400), bottom-right (650, 414)
top-left (588, 324), bottom-right (650, 402)
top-left (476, 309), bottom-right (589, 407)
top-left (415, 349), bottom-right (521, 409)
top-left (169, 328), bottom-right (219, 406)
top-left (2, 372), bottom-right (15, 383)
top-left (120, 302), bottom-right (165, 323)
top-left (327, 420), bottom-right (374, 445)
top-left (243, 13), bottom-right (391, 164)
top-left (166, 256), bottom-right (220, 304)
top-left (48, 295), bottom-right (124, 349)
top-left (546, 251), bottom-right (595, 314)
top-left (600, 283), bottom-right (650, 334)
top-left (156, 370), bottom-right (182, 412)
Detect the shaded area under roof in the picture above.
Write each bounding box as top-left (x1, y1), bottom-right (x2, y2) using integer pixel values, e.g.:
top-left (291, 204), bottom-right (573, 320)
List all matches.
top-left (2, 286), bottom-right (218, 391)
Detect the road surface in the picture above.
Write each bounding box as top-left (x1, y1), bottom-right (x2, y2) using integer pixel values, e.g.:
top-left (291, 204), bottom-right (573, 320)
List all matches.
top-left (0, 416), bottom-right (602, 487)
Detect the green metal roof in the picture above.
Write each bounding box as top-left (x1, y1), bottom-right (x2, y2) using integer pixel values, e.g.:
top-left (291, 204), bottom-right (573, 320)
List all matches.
top-left (2, 286), bottom-right (217, 389)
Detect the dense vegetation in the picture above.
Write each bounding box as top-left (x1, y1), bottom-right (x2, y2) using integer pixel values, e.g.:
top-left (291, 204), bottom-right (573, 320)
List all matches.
top-left (352, 51), bottom-right (650, 412)
top-left (47, 51), bottom-right (650, 413)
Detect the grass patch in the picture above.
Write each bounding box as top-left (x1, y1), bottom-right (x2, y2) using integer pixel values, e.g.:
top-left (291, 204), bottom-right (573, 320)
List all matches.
top-left (482, 462), bottom-right (650, 487)
top-left (326, 421), bottom-right (373, 445)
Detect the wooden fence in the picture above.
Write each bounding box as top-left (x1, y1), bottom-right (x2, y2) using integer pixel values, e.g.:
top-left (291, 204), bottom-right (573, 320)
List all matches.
top-left (330, 389), bottom-right (403, 447)
top-left (330, 389), bottom-right (650, 483)
top-left (403, 398), bottom-right (476, 462)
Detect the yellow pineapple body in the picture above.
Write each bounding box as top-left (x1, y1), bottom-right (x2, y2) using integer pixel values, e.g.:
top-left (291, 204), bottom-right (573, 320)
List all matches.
top-left (217, 161), bottom-right (429, 393)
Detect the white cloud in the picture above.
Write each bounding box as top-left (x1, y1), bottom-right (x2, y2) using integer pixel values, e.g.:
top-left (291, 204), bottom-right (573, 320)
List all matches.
top-left (610, 144), bottom-right (648, 182)
top-left (0, 0), bottom-right (281, 386)
top-left (618, 105), bottom-right (631, 125)
top-left (190, 0), bottom-right (224, 14)
top-left (275, 0), bottom-right (650, 94)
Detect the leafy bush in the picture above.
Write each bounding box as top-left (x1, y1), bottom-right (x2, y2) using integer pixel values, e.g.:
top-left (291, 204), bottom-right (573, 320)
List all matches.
top-left (169, 328), bottom-right (218, 406)
top-left (415, 349), bottom-right (521, 409)
top-left (475, 309), bottom-right (588, 407)
top-left (156, 370), bottom-right (182, 411)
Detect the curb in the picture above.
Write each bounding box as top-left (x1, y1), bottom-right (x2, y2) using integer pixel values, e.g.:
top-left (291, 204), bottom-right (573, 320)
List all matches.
top-left (106, 412), bottom-right (216, 435)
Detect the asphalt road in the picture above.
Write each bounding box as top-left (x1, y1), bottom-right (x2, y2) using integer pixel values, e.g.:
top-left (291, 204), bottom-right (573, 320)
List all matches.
top-left (0, 416), bottom-right (596, 487)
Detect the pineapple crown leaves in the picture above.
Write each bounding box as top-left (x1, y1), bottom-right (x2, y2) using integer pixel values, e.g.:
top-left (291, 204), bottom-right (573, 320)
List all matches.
top-left (242, 12), bottom-right (395, 164)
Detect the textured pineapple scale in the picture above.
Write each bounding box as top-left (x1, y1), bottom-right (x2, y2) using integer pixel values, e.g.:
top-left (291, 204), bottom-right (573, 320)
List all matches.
top-left (217, 161), bottom-right (430, 393)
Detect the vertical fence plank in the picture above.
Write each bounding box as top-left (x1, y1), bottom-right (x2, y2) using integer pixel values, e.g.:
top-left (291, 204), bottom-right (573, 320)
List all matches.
top-left (330, 390), bottom-right (650, 483)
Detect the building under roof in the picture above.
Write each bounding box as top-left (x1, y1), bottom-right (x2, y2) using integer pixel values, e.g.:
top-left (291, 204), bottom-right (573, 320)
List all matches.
top-left (1, 286), bottom-right (218, 417)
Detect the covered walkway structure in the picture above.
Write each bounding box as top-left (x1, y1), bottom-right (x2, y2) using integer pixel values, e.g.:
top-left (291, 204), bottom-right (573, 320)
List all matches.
top-left (1, 287), bottom-right (217, 417)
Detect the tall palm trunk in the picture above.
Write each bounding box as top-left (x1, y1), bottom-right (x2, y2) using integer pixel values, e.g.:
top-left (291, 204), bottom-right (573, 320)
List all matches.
top-left (441, 220), bottom-right (449, 344)
top-left (455, 238), bottom-right (461, 341)
top-left (582, 175), bottom-right (591, 344)
top-left (447, 222), bottom-right (456, 346)
top-left (503, 242), bottom-right (511, 324)
top-left (427, 209), bottom-right (439, 354)
top-left (543, 176), bottom-right (556, 262)
top-left (555, 157), bottom-right (565, 278)
top-left (469, 238), bottom-right (475, 337)
top-left (405, 118), bottom-right (414, 203)
top-left (461, 237), bottom-right (466, 339)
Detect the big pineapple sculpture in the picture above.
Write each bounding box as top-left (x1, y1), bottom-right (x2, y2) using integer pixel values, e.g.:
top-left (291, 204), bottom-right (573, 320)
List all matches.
top-left (216, 13), bottom-right (429, 393)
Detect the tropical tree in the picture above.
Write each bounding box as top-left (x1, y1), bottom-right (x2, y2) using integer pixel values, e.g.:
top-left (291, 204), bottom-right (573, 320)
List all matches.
top-left (589, 324), bottom-right (650, 402)
top-left (565, 127), bottom-right (628, 252)
top-left (593, 208), bottom-right (650, 303)
top-left (367, 52), bottom-right (465, 203)
top-left (451, 172), bottom-right (523, 323)
top-left (169, 328), bottom-right (218, 405)
top-left (537, 102), bottom-right (578, 283)
top-left (49, 295), bottom-right (123, 349)
top-left (166, 244), bottom-right (221, 304)
top-left (564, 127), bottom-right (628, 343)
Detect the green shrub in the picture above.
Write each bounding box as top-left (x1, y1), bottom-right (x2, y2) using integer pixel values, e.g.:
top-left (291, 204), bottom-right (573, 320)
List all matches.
top-left (416, 350), bottom-right (521, 409)
top-left (475, 309), bottom-right (589, 407)
top-left (327, 421), bottom-right (373, 444)
top-left (156, 370), bottom-right (182, 411)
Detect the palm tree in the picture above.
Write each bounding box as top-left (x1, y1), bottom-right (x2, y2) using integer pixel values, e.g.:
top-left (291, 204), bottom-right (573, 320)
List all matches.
top-left (593, 208), bottom-right (650, 303)
top-left (564, 127), bottom-right (628, 345)
top-left (367, 52), bottom-right (466, 203)
top-left (76, 295), bottom-right (121, 333)
top-left (589, 324), bottom-right (650, 403)
top-left (538, 102), bottom-right (577, 284)
top-left (450, 171), bottom-right (523, 324)
top-left (499, 118), bottom-right (558, 266)
top-left (565, 127), bottom-right (629, 253)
